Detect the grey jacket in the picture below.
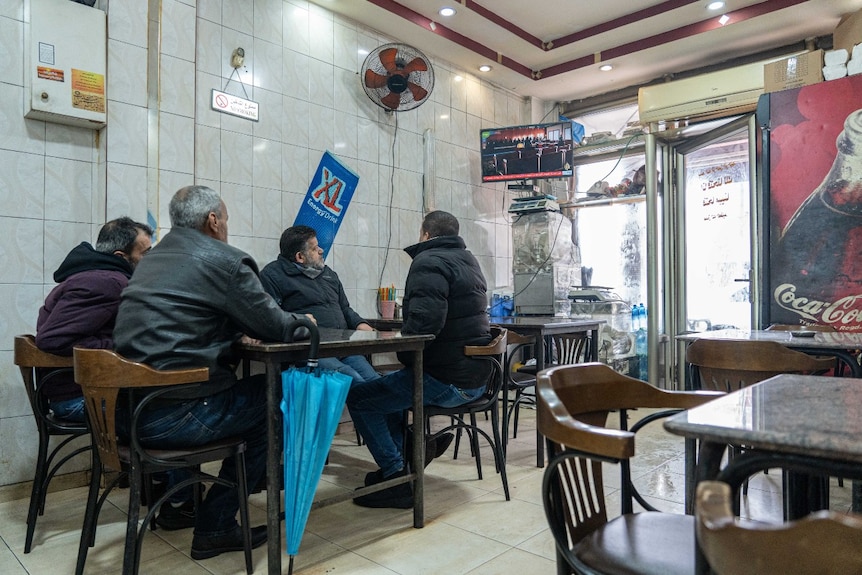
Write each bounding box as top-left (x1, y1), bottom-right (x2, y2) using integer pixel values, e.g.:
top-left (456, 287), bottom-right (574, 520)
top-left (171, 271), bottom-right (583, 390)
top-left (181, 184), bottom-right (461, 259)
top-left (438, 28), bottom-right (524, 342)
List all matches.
top-left (114, 227), bottom-right (305, 392)
top-left (259, 256), bottom-right (366, 330)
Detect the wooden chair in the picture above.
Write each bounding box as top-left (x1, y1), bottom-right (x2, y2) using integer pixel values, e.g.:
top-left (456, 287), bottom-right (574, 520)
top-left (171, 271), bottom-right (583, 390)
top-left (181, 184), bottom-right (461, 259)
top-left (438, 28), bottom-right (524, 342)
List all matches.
top-left (502, 330), bottom-right (538, 455)
top-left (421, 328), bottom-right (510, 499)
top-left (686, 338), bottom-right (836, 498)
top-left (13, 335), bottom-right (92, 554)
top-left (73, 347), bottom-right (255, 575)
top-left (505, 332), bottom-right (590, 460)
top-left (686, 338), bottom-right (835, 393)
top-left (766, 323), bottom-right (855, 376)
top-left (696, 480), bottom-right (862, 575)
top-left (537, 362), bottom-right (721, 575)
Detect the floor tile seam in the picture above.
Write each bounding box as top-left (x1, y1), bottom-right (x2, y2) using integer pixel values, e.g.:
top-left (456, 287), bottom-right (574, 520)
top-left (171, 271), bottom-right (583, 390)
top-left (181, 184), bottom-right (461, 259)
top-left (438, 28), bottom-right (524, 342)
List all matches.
top-left (438, 513), bottom-right (544, 548)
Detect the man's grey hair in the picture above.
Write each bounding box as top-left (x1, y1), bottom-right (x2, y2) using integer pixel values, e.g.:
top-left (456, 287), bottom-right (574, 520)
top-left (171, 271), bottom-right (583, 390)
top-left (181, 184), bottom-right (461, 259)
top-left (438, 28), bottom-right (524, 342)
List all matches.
top-left (95, 217), bottom-right (153, 255)
top-left (169, 185), bottom-right (223, 230)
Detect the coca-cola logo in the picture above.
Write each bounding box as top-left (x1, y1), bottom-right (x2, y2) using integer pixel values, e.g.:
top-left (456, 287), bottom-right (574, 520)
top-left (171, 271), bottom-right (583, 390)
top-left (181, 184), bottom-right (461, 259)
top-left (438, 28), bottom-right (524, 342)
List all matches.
top-left (774, 283), bottom-right (862, 328)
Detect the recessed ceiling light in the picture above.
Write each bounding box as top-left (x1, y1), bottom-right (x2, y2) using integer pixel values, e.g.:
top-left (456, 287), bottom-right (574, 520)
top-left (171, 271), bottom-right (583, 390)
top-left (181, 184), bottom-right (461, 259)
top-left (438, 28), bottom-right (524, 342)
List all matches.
top-left (707, 1), bottom-right (725, 10)
top-left (599, 64), bottom-right (613, 72)
top-left (718, 14), bottom-right (730, 25)
top-left (439, 7), bottom-right (456, 17)
top-left (478, 64), bottom-right (492, 72)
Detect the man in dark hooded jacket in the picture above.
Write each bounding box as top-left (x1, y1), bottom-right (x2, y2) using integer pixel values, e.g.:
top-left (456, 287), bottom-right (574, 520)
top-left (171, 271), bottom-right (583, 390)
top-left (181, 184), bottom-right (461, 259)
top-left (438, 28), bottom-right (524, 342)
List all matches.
top-left (36, 217), bottom-right (153, 421)
top-left (347, 210), bottom-right (492, 509)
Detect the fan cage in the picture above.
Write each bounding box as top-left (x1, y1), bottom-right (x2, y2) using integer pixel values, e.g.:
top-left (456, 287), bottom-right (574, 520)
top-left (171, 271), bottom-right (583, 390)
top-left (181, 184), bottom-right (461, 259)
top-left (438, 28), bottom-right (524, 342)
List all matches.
top-left (361, 43), bottom-right (435, 112)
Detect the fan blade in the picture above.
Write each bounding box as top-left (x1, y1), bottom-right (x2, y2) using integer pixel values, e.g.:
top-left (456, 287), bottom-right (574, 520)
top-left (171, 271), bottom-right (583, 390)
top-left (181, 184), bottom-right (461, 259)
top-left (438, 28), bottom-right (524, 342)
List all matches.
top-left (401, 57), bottom-right (428, 74)
top-left (407, 82), bottom-right (428, 103)
top-left (378, 48), bottom-right (399, 74)
top-left (380, 91), bottom-right (402, 110)
top-left (364, 69), bottom-right (389, 89)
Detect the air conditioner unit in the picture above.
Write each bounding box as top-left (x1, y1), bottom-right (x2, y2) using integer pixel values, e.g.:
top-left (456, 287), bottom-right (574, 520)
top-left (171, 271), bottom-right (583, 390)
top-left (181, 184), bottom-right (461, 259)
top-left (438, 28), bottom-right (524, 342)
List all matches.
top-left (638, 61), bottom-right (767, 124)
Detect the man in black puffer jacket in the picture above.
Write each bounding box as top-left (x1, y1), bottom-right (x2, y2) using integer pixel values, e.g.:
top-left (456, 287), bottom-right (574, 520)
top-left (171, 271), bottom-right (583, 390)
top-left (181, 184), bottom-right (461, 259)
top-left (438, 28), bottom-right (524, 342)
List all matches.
top-left (347, 210), bottom-right (492, 509)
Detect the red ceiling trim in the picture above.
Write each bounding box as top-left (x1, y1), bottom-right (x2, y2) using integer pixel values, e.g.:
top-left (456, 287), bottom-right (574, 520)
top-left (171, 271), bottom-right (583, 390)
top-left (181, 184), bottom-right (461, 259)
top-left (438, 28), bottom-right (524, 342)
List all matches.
top-left (539, 0), bottom-right (811, 79)
top-left (549, 0), bottom-right (693, 49)
top-left (365, 0), bottom-right (534, 77)
top-left (465, 1), bottom-right (544, 49)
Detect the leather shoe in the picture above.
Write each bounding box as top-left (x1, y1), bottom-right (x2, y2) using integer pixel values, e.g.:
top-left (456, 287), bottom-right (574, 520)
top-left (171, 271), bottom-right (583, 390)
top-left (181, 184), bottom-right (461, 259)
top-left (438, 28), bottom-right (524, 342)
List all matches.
top-left (432, 432), bottom-right (455, 459)
top-left (190, 525), bottom-right (267, 560)
top-left (354, 469), bottom-right (413, 509)
top-left (156, 499), bottom-right (196, 531)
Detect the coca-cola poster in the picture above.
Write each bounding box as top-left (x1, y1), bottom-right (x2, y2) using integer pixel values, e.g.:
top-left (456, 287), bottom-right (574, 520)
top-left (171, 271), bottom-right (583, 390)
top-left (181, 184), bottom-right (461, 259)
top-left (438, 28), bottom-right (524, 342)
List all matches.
top-left (768, 75), bottom-right (862, 332)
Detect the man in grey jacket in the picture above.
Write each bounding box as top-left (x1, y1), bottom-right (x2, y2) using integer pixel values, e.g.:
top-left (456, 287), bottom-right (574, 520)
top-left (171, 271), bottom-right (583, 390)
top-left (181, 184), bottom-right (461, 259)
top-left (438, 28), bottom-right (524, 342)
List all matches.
top-left (260, 225), bottom-right (380, 385)
top-left (113, 185), bottom-right (313, 560)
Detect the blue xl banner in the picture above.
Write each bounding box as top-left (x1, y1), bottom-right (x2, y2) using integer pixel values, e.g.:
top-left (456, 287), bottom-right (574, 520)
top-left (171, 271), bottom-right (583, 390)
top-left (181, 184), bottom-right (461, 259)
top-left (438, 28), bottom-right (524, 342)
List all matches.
top-left (292, 151), bottom-right (359, 259)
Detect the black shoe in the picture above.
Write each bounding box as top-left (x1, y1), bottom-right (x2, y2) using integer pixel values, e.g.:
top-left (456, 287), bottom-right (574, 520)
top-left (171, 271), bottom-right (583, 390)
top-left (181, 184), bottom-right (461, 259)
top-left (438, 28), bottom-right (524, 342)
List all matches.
top-left (250, 473), bottom-right (284, 494)
top-left (364, 469), bottom-right (384, 486)
top-left (404, 431), bottom-right (439, 469)
top-left (191, 525), bottom-right (267, 560)
top-left (156, 499), bottom-right (196, 531)
top-left (354, 469), bottom-right (413, 509)
top-left (433, 432), bottom-right (455, 459)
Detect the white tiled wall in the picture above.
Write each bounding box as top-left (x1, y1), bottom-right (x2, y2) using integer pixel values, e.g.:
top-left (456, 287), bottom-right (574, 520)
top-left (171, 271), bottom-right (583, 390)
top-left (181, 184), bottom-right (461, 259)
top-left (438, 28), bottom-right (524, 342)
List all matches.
top-left (0, 0), bottom-right (525, 488)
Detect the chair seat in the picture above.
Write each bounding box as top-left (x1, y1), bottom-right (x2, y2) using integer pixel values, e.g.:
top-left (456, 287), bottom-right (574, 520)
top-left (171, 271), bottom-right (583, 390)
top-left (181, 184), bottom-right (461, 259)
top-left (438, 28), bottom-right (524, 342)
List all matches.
top-left (574, 512), bottom-right (695, 575)
top-left (116, 436), bottom-right (246, 468)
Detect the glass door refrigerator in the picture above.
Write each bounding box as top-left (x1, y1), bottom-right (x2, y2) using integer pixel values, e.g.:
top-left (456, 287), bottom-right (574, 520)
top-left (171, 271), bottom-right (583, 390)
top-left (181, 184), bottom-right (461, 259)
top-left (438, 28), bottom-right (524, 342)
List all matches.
top-left (759, 74), bottom-right (862, 332)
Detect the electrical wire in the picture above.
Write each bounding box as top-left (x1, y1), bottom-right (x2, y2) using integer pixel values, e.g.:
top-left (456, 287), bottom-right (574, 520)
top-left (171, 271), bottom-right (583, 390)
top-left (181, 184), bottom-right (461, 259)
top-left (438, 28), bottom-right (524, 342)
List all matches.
top-left (377, 112), bottom-right (399, 316)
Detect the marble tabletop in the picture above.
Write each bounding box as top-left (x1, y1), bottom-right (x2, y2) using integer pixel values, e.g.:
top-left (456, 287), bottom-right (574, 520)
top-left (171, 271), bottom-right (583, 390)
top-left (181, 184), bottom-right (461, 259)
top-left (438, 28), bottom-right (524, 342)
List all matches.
top-left (664, 373), bottom-right (862, 463)
top-left (675, 328), bottom-right (862, 351)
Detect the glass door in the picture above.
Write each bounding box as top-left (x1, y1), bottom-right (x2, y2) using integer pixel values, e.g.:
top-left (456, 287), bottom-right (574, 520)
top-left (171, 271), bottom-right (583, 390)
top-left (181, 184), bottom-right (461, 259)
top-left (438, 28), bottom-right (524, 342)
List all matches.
top-left (674, 116), bottom-right (754, 336)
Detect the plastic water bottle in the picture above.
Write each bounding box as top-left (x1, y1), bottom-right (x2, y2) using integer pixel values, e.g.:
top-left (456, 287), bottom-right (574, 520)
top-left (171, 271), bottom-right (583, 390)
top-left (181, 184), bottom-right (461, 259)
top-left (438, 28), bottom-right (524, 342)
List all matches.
top-left (634, 303), bottom-right (647, 380)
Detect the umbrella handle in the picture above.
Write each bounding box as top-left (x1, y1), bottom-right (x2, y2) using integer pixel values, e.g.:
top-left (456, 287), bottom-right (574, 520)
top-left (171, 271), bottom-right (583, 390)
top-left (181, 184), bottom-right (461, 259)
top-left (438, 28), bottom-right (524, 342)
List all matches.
top-left (285, 317), bottom-right (319, 364)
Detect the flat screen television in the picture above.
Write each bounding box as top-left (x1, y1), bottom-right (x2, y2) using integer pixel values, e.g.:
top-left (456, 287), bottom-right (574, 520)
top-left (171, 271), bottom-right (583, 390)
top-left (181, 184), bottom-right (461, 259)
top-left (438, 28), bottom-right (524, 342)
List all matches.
top-left (480, 121), bottom-right (575, 183)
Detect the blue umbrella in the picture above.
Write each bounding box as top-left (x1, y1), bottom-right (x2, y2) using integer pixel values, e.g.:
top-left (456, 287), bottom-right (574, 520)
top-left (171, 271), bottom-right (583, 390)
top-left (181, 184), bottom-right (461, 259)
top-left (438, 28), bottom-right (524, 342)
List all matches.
top-left (281, 318), bottom-right (352, 574)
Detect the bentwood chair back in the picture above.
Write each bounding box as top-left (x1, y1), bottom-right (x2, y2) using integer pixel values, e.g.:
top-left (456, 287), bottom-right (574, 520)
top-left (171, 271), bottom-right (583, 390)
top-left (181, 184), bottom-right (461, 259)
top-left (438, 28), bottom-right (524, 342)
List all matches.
top-left (422, 327), bottom-right (510, 499)
top-left (537, 362), bottom-right (721, 575)
top-left (686, 338), bottom-right (834, 393)
top-left (73, 347), bottom-right (255, 575)
top-left (14, 334), bottom-right (91, 554)
top-left (696, 481), bottom-right (862, 575)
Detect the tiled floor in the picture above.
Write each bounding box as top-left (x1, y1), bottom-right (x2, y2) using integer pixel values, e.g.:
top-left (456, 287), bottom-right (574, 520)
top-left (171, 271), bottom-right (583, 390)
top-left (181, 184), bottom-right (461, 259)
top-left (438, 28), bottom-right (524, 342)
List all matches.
top-left (0, 406), bottom-right (854, 574)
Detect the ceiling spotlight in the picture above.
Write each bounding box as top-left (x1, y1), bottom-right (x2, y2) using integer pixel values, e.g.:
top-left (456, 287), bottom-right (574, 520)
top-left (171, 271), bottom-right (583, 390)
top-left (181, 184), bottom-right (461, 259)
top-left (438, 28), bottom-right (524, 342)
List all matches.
top-left (599, 64), bottom-right (613, 72)
top-left (478, 64), bottom-right (492, 72)
top-left (718, 14), bottom-right (730, 25)
top-left (707, 1), bottom-right (725, 10)
top-left (439, 7), bottom-right (456, 17)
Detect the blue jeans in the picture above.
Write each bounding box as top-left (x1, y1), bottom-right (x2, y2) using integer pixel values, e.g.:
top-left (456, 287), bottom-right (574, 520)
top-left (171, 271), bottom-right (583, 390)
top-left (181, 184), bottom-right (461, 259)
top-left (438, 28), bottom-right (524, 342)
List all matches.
top-left (50, 397), bottom-right (86, 423)
top-left (116, 375), bottom-right (268, 536)
top-left (346, 368), bottom-right (484, 477)
top-left (317, 355), bottom-right (380, 385)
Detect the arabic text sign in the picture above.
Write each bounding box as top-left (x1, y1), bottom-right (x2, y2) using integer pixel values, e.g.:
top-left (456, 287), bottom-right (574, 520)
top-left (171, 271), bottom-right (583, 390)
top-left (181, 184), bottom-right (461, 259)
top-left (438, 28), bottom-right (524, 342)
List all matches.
top-left (211, 89), bottom-right (259, 122)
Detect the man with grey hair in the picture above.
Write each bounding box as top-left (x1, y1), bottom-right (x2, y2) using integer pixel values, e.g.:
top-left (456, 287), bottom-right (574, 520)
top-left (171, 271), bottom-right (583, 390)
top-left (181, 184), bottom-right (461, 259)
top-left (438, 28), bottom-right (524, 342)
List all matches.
top-left (114, 185), bottom-right (314, 560)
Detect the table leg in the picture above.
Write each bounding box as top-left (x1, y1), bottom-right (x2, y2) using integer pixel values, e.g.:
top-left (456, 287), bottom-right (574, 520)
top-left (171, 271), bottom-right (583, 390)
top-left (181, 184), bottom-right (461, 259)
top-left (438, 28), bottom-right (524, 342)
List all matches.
top-left (265, 361), bottom-right (281, 575)
top-left (412, 349), bottom-right (424, 528)
top-left (535, 335), bottom-right (547, 469)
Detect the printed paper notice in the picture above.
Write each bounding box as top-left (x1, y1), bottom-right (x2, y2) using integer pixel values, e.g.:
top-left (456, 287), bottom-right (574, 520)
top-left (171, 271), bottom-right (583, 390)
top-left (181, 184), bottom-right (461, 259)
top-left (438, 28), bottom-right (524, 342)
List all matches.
top-left (71, 69), bottom-right (105, 113)
top-left (37, 67), bottom-right (64, 82)
top-left (38, 42), bottom-right (55, 65)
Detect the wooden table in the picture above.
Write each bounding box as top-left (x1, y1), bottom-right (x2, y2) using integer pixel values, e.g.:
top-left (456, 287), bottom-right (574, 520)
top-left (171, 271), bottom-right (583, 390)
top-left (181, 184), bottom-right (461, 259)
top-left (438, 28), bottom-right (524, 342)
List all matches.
top-left (664, 374), bottom-right (862, 573)
top-left (235, 328), bottom-right (434, 575)
top-left (676, 328), bottom-right (862, 378)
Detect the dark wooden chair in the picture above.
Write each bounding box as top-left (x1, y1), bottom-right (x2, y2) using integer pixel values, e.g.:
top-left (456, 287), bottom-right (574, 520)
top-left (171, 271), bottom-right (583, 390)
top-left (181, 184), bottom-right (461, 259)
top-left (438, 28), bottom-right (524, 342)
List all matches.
top-left (508, 332), bottom-right (590, 464)
top-left (537, 362), bottom-right (721, 575)
top-left (696, 480), bottom-right (862, 575)
top-left (73, 347), bottom-right (255, 575)
top-left (13, 335), bottom-right (92, 554)
top-left (686, 338), bottom-right (837, 498)
top-left (421, 327), bottom-right (510, 499)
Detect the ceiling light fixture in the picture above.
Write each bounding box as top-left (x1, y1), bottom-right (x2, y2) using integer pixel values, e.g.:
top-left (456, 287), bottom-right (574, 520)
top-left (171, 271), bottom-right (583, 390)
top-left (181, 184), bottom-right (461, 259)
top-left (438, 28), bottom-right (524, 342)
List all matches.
top-left (478, 64), bottom-right (492, 72)
top-left (707, 1), bottom-right (725, 10)
top-left (718, 14), bottom-right (730, 25)
top-left (599, 64), bottom-right (613, 72)
top-left (439, 7), bottom-right (456, 17)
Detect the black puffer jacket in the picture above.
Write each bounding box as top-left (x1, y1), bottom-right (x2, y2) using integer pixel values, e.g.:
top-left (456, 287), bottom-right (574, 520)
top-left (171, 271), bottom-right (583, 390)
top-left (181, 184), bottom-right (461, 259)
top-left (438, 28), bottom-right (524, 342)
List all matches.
top-left (398, 235), bottom-right (491, 388)
top-left (259, 256), bottom-right (366, 329)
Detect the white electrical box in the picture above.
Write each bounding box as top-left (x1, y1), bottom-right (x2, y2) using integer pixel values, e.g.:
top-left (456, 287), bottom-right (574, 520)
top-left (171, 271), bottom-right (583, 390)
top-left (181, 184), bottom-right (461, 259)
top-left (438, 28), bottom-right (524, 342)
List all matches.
top-left (24, 0), bottom-right (107, 129)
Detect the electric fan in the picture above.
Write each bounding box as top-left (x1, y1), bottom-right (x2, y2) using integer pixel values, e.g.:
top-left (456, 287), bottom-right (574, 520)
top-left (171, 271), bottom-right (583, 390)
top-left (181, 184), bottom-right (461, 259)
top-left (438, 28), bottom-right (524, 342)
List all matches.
top-left (361, 43), bottom-right (435, 112)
